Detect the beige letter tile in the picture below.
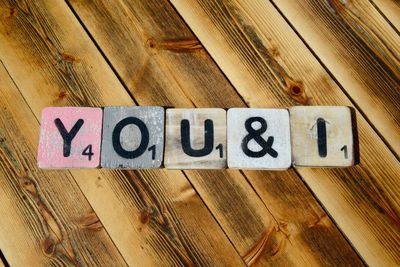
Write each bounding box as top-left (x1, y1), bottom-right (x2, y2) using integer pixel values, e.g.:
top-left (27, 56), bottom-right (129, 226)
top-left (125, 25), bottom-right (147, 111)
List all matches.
top-left (164, 108), bottom-right (226, 169)
top-left (289, 106), bottom-right (355, 167)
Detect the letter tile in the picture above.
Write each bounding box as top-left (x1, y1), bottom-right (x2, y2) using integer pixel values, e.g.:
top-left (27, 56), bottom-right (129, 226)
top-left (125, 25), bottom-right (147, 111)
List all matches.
top-left (289, 106), bottom-right (355, 167)
top-left (101, 106), bottom-right (164, 169)
top-left (164, 108), bottom-right (226, 169)
top-left (227, 108), bottom-right (291, 169)
top-left (37, 107), bottom-right (102, 168)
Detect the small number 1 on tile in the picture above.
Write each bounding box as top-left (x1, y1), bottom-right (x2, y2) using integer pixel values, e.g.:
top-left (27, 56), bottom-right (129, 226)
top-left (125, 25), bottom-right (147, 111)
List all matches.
top-left (341, 145), bottom-right (348, 159)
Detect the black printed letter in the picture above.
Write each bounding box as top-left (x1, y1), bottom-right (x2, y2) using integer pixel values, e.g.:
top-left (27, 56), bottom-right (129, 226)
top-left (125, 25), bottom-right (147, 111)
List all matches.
top-left (316, 118), bottom-right (327, 158)
top-left (181, 119), bottom-right (214, 157)
top-left (54, 118), bottom-right (84, 157)
top-left (112, 117), bottom-right (149, 159)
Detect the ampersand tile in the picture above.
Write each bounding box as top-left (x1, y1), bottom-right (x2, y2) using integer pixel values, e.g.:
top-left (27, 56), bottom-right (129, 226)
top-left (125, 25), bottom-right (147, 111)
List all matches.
top-left (101, 106), bottom-right (165, 169)
top-left (164, 108), bottom-right (227, 169)
top-left (227, 108), bottom-right (292, 169)
top-left (37, 107), bottom-right (103, 168)
top-left (289, 106), bottom-right (355, 167)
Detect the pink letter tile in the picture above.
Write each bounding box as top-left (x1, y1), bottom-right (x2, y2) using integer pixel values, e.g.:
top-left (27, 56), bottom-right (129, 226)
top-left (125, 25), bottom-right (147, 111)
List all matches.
top-left (38, 107), bottom-right (102, 168)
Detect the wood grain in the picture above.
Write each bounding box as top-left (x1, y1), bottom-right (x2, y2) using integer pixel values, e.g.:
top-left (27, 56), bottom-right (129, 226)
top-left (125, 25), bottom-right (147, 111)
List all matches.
top-left (164, 108), bottom-right (226, 169)
top-left (371, 0), bottom-right (400, 30)
top-left (271, 0), bottom-right (400, 156)
top-left (66, 1), bottom-right (281, 264)
top-left (0, 62), bottom-right (127, 266)
top-left (0, 1), bottom-right (245, 266)
top-left (170, 0), bottom-right (400, 265)
top-left (68, 0), bottom-right (363, 265)
top-left (289, 106), bottom-right (355, 167)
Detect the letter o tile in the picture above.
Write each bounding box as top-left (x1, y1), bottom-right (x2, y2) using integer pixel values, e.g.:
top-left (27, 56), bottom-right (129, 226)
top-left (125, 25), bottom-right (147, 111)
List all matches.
top-left (101, 106), bottom-right (164, 169)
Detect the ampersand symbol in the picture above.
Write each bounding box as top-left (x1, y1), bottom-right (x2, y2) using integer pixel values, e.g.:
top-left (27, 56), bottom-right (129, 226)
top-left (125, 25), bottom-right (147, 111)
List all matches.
top-left (241, 117), bottom-right (278, 158)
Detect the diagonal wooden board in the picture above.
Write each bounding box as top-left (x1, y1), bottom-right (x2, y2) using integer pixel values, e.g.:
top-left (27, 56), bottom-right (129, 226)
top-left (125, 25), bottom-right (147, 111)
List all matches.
top-left (0, 0), bottom-right (363, 267)
top-left (0, 61), bottom-right (127, 266)
top-left (170, 0), bottom-right (400, 265)
top-left (0, 1), bottom-right (245, 266)
top-left (67, 0), bottom-right (363, 266)
top-left (271, 0), bottom-right (400, 156)
top-left (370, 0), bottom-right (400, 31)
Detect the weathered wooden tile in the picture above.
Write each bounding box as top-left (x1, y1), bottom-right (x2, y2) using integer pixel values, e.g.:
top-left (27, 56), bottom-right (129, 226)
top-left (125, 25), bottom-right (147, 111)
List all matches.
top-left (101, 106), bottom-right (164, 169)
top-left (227, 108), bottom-right (291, 170)
top-left (38, 107), bottom-right (102, 168)
top-left (289, 106), bottom-right (355, 167)
top-left (164, 108), bottom-right (226, 169)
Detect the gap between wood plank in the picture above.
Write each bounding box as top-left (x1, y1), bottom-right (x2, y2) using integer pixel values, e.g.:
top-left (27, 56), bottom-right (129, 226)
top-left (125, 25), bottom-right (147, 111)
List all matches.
top-left (0, 59), bottom-right (129, 267)
top-left (64, 1), bottom-right (367, 264)
top-left (239, 166), bottom-right (367, 265)
top-left (64, 1), bottom-right (249, 108)
top-left (164, 4), bottom-right (387, 260)
top-left (368, 0), bottom-right (400, 35)
top-left (269, 0), bottom-right (400, 162)
top-left (168, 2), bottom-right (366, 260)
top-left (289, 168), bottom-right (367, 265)
top-left (63, 2), bottom-right (368, 266)
top-left (0, 250), bottom-right (10, 267)
top-left (165, 0), bottom-right (397, 264)
top-left (178, 171), bottom-right (246, 263)
top-left (61, 1), bottom-right (250, 263)
top-left (63, 1), bottom-right (139, 106)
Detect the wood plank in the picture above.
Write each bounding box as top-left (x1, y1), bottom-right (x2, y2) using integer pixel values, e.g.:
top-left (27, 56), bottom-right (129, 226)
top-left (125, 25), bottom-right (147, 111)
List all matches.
top-left (169, 0), bottom-right (400, 265)
top-left (271, 0), bottom-right (400, 156)
top-left (0, 62), bottom-right (127, 266)
top-left (61, 2), bottom-right (286, 265)
top-left (371, 0), bottom-right (400, 30)
top-left (68, 0), bottom-right (363, 265)
top-left (0, 1), bottom-right (245, 266)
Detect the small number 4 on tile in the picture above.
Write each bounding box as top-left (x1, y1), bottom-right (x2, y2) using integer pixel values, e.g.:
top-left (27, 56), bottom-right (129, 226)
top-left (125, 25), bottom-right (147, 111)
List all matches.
top-left (289, 106), bottom-right (355, 167)
top-left (37, 107), bottom-right (103, 168)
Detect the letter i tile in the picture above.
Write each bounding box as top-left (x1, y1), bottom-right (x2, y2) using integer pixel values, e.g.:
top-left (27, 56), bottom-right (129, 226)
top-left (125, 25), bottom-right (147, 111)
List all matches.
top-left (164, 108), bottom-right (227, 169)
top-left (37, 107), bottom-right (103, 168)
top-left (289, 106), bottom-right (355, 167)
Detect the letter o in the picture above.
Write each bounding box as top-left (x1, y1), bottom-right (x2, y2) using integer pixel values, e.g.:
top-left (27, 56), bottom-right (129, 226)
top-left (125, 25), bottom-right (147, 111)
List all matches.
top-left (112, 117), bottom-right (149, 159)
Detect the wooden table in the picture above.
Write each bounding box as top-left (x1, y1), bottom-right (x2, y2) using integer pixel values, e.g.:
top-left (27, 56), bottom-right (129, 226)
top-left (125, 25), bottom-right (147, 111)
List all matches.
top-left (0, 0), bottom-right (399, 266)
